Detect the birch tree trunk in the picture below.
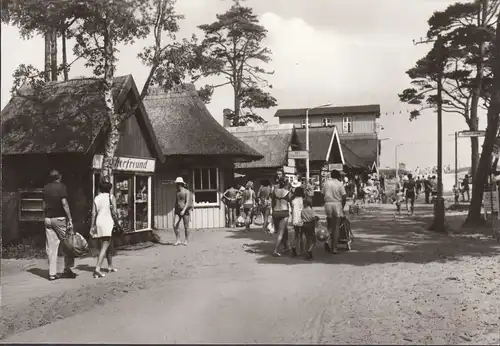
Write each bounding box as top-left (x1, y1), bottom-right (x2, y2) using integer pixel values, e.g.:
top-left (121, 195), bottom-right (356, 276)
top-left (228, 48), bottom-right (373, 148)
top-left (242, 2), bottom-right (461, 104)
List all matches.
top-left (44, 31), bottom-right (51, 82)
top-left (100, 23), bottom-right (120, 184)
top-left (50, 27), bottom-right (58, 81)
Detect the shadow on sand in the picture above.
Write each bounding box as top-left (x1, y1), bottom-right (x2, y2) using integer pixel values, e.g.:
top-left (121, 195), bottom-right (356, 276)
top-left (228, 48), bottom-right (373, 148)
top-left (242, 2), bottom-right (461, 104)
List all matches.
top-left (226, 204), bottom-right (500, 267)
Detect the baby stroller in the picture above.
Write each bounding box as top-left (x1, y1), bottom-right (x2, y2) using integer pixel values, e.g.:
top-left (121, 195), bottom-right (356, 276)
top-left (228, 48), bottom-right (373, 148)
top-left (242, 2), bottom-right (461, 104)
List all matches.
top-left (338, 216), bottom-right (354, 250)
top-left (430, 190), bottom-right (438, 204)
top-left (322, 216), bottom-right (354, 252)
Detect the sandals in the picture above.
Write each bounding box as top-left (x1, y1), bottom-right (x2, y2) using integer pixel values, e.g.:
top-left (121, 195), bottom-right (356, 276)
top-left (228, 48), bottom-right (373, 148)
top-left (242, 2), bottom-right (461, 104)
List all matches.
top-left (273, 252), bottom-right (282, 257)
top-left (49, 275), bottom-right (58, 281)
top-left (93, 271), bottom-right (106, 279)
top-left (107, 268), bottom-right (118, 273)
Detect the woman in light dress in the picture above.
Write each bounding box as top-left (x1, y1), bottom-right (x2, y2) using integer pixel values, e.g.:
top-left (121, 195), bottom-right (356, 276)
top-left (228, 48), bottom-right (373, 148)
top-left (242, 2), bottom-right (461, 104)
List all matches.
top-left (90, 181), bottom-right (118, 278)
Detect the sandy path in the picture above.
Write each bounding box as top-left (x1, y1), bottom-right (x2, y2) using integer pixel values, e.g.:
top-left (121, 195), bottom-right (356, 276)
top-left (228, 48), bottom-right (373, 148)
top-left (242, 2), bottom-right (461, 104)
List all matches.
top-left (3, 204), bottom-right (499, 344)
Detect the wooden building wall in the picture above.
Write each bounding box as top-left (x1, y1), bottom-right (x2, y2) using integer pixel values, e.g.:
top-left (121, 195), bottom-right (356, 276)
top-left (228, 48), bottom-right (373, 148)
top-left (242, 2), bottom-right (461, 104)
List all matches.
top-left (95, 108), bottom-right (154, 158)
top-left (153, 157), bottom-right (233, 230)
top-left (1, 154), bottom-right (93, 243)
top-left (279, 113), bottom-right (376, 134)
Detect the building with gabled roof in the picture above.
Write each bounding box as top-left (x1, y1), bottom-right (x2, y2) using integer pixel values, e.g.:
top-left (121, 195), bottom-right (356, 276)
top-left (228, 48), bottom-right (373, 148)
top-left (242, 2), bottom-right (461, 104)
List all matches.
top-left (143, 84), bottom-right (263, 230)
top-left (275, 104), bottom-right (381, 173)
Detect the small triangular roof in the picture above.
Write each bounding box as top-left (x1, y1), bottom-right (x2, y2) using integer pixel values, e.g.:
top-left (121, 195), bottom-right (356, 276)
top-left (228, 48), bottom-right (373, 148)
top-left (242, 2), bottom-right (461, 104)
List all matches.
top-left (295, 126), bottom-right (344, 164)
top-left (143, 85), bottom-right (263, 162)
top-left (339, 134), bottom-right (377, 169)
top-left (1, 75), bottom-right (164, 162)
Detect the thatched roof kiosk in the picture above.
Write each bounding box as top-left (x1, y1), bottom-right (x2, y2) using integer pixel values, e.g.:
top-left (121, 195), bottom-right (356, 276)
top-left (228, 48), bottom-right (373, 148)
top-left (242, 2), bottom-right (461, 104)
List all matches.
top-left (142, 84), bottom-right (263, 230)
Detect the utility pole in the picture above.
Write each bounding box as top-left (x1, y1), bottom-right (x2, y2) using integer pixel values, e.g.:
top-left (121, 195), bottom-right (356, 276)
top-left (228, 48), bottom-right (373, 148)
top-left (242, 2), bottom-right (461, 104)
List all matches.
top-left (413, 35), bottom-right (446, 231)
top-left (395, 144), bottom-right (404, 179)
top-left (455, 131), bottom-right (459, 201)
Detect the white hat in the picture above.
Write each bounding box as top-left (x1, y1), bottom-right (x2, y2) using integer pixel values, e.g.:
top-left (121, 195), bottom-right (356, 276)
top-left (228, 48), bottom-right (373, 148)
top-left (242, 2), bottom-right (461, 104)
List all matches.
top-left (175, 177), bottom-right (186, 185)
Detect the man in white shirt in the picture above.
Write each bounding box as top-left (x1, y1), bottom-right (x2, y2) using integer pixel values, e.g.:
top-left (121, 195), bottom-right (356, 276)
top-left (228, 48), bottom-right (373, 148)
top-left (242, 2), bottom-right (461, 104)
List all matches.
top-left (322, 170), bottom-right (347, 254)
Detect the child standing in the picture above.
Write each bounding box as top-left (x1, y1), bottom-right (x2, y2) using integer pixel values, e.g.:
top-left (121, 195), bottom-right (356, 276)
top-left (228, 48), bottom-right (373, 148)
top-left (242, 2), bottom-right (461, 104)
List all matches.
top-left (393, 191), bottom-right (404, 218)
top-left (301, 199), bottom-right (320, 260)
top-left (291, 187), bottom-right (305, 257)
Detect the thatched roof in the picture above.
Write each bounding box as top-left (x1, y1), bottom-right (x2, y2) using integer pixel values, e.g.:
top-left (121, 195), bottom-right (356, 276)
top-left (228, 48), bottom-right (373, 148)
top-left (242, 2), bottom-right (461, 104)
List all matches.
top-left (142, 85), bottom-right (263, 161)
top-left (295, 126), bottom-right (344, 163)
top-left (1, 75), bottom-right (163, 160)
top-left (275, 104), bottom-right (381, 118)
top-left (339, 134), bottom-right (377, 169)
top-left (227, 124), bottom-right (298, 169)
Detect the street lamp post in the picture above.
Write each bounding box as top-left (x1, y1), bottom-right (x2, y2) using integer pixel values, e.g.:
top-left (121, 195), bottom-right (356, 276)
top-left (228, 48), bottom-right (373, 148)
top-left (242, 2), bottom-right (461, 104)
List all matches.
top-left (305, 103), bottom-right (332, 183)
top-left (395, 144), bottom-right (404, 178)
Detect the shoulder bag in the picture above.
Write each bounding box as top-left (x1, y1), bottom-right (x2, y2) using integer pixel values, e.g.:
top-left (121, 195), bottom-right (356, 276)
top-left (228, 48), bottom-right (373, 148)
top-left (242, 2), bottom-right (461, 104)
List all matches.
top-left (109, 194), bottom-right (124, 235)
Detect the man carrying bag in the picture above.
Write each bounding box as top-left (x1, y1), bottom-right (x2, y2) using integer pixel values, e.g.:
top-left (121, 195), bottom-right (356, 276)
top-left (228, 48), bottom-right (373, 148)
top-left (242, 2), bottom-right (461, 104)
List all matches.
top-left (43, 170), bottom-right (78, 281)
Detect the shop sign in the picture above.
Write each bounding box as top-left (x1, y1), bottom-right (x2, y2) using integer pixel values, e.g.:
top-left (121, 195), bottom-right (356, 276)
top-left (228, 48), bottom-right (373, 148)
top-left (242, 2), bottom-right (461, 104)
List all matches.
top-left (92, 155), bottom-right (155, 173)
top-left (283, 166), bottom-right (295, 174)
top-left (288, 151), bottom-right (309, 159)
top-left (458, 130), bottom-right (486, 138)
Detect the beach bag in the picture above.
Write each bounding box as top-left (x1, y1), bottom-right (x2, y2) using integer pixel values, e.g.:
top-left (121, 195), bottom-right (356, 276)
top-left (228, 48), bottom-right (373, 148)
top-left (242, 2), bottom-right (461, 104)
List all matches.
top-left (63, 232), bottom-right (88, 257)
top-left (315, 228), bottom-right (328, 242)
top-left (266, 216), bottom-right (275, 235)
top-left (109, 194), bottom-right (124, 235)
top-left (253, 211), bottom-right (264, 226)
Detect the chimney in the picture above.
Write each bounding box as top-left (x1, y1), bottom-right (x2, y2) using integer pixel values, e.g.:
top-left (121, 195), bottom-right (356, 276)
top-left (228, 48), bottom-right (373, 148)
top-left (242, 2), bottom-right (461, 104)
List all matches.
top-left (222, 108), bottom-right (233, 127)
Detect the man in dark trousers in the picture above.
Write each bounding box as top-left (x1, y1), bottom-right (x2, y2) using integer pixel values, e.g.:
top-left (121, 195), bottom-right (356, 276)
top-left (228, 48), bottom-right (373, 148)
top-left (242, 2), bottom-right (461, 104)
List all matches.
top-left (43, 170), bottom-right (77, 281)
top-left (461, 174), bottom-right (471, 202)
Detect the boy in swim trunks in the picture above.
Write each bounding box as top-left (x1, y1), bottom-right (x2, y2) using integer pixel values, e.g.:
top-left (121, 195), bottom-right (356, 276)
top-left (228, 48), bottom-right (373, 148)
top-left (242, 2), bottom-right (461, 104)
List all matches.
top-left (223, 184), bottom-right (239, 228)
top-left (174, 177), bottom-right (192, 246)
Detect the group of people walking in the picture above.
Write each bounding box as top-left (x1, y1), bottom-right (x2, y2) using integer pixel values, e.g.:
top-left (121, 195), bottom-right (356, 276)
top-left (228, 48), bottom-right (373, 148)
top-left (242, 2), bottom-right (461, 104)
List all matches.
top-left (222, 169), bottom-right (347, 259)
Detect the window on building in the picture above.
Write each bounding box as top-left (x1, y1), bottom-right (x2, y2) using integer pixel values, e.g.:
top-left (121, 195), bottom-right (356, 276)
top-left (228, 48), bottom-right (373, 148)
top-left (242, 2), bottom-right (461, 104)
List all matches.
top-left (322, 118), bottom-right (333, 127)
top-left (193, 167), bottom-right (219, 205)
top-left (342, 116), bottom-right (353, 133)
top-left (301, 119), bottom-right (311, 128)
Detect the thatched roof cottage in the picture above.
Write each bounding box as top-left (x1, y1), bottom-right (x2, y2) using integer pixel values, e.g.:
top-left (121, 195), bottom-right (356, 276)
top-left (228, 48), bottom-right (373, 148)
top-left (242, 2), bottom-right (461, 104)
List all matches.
top-left (1, 75), bottom-right (164, 244)
top-left (143, 84), bottom-right (263, 230)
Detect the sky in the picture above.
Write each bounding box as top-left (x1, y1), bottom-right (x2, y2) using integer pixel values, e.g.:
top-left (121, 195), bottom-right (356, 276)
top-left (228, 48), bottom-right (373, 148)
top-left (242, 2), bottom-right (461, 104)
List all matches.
top-left (1, 0), bottom-right (488, 170)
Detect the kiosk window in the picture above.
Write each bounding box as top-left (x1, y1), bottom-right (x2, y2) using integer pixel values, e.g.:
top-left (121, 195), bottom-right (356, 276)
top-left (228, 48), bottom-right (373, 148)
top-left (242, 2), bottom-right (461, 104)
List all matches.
top-left (193, 168), bottom-right (219, 205)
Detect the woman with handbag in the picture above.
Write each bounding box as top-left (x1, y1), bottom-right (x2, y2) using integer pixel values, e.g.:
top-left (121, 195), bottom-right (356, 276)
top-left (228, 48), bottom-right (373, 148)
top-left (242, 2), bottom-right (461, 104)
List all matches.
top-left (90, 180), bottom-right (121, 278)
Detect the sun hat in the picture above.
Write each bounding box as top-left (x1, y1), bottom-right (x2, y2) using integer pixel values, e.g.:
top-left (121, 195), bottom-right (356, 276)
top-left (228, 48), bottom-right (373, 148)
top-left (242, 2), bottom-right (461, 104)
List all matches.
top-left (175, 177), bottom-right (186, 185)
